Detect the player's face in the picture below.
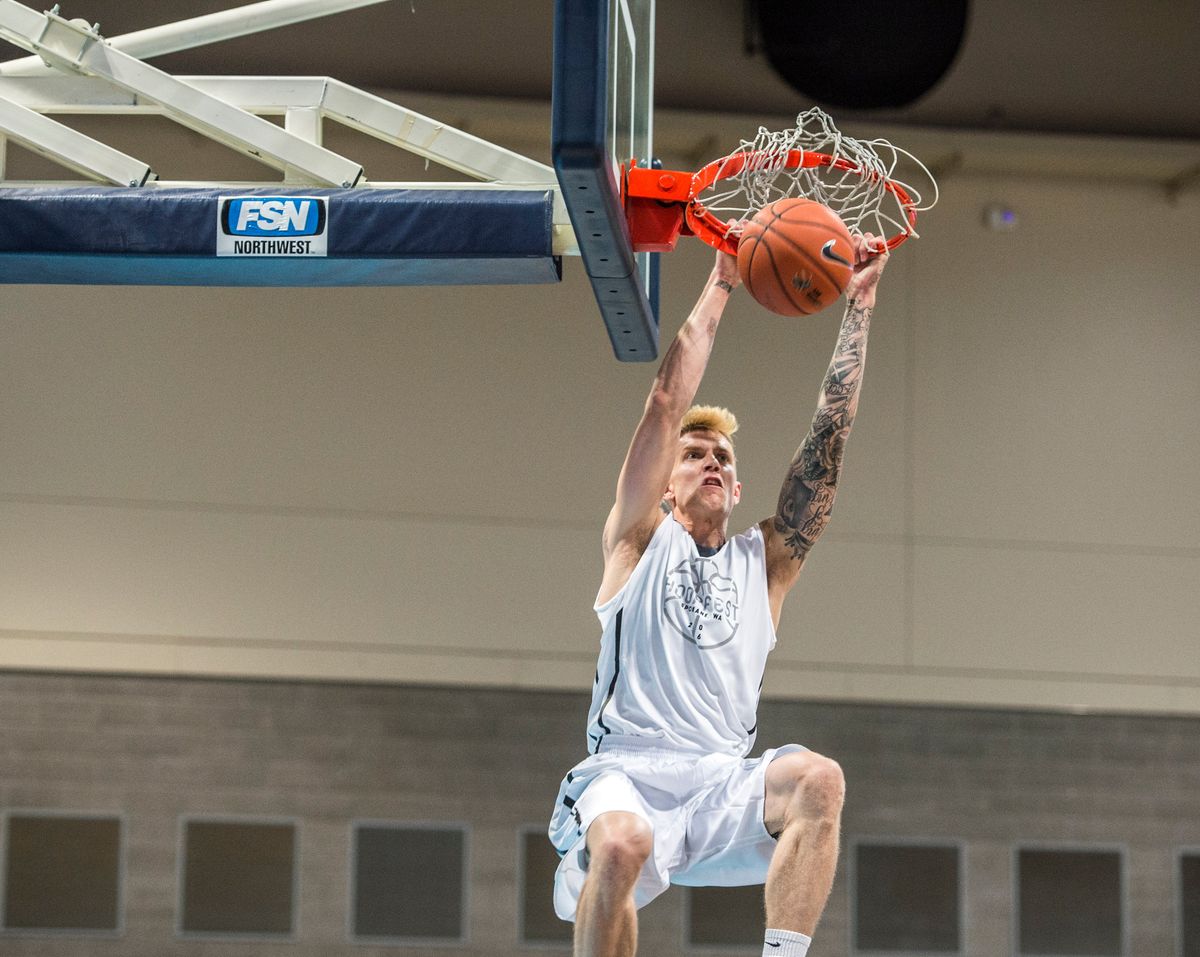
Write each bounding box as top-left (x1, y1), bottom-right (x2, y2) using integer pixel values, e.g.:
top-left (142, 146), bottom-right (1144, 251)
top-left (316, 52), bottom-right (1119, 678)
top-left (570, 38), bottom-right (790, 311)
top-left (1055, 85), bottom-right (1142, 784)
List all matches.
top-left (664, 430), bottom-right (742, 518)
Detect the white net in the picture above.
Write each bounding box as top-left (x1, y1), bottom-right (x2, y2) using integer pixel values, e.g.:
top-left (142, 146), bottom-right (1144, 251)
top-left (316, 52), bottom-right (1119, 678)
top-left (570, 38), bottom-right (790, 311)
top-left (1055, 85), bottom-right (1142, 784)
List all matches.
top-left (696, 107), bottom-right (939, 244)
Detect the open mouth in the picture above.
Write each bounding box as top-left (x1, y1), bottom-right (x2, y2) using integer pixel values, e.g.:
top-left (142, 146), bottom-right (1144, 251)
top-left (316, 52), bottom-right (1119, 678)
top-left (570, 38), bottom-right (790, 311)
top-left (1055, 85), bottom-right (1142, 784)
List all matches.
top-left (702, 478), bottom-right (723, 488)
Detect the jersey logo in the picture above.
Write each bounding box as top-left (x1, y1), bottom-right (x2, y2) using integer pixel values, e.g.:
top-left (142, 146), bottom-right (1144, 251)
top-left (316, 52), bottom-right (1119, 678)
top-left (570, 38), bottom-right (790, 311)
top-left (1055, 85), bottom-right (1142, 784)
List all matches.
top-left (663, 558), bottom-right (740, 649)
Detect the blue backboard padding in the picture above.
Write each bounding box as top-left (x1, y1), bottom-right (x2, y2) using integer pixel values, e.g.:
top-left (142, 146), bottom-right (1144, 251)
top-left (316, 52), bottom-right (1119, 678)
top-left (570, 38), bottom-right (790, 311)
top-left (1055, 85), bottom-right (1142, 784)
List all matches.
top-left (552, 0), bottom-right (659, 361)
top-left (551, 2), bottom-right (609, 171)
top-left (0, 253), bottom-right (561, 286)
top-left (0, 186), bottom-right (559, 285)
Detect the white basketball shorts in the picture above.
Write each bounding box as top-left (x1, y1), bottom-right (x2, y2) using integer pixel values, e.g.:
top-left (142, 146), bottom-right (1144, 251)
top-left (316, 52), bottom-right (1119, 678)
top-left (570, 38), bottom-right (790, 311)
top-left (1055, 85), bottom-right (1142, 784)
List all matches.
top-left (547, 740), bottom-right (805, 921)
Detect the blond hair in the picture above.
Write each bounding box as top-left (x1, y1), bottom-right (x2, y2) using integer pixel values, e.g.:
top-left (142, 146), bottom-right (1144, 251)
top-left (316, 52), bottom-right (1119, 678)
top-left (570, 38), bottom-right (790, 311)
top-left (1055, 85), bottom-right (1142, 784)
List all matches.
top-left (680, 405), bottom-right (739, 443)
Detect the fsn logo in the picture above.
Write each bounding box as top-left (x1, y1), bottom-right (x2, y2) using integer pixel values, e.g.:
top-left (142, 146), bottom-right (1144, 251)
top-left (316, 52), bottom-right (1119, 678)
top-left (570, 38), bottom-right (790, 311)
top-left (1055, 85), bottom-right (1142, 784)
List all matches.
top-left (221, 197), bottom-right (326, 237)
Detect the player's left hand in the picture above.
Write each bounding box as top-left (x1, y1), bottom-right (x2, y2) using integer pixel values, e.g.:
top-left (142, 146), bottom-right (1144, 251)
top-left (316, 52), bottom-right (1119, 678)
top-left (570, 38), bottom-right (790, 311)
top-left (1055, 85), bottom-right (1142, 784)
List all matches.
top-left (844, 232), bottom-right (888, 299)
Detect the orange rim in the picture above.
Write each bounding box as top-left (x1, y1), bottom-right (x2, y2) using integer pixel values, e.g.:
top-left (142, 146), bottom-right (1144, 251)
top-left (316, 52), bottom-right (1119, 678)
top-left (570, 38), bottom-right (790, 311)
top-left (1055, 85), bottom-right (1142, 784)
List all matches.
top-left (684, 149), bottom-right (918, 254)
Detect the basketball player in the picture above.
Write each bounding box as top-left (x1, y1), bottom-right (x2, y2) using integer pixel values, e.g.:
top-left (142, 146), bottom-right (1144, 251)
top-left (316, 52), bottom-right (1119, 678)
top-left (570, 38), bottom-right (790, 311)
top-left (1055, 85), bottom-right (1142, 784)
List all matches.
top-left (548, 232), bottom-right (889, 957)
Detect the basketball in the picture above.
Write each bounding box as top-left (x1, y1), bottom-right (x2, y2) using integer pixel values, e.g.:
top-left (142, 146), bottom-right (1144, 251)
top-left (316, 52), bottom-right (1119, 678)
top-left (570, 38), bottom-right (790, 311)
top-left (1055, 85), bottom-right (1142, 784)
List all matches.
top-left (736, 199), bottom-right (856, 317)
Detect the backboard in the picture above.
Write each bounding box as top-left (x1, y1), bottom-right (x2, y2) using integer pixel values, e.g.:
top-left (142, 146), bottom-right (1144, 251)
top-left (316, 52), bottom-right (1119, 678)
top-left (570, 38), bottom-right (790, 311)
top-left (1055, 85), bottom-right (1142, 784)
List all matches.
top-left (552, 0), bottom-right (659, 361)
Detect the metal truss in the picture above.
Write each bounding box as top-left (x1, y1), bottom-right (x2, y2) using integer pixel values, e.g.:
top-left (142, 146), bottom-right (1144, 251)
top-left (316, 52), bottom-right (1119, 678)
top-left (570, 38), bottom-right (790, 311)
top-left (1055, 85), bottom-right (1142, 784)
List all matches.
top-left (0, 0), bottom-right (577, 253)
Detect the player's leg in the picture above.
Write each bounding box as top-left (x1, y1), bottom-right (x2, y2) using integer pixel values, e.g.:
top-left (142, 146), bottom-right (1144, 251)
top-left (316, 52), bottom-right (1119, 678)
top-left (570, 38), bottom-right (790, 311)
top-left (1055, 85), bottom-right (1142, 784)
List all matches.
top-left (573, 810), bottom-right (653, 957)
top-left (761, 749), bottom-right (846, 935)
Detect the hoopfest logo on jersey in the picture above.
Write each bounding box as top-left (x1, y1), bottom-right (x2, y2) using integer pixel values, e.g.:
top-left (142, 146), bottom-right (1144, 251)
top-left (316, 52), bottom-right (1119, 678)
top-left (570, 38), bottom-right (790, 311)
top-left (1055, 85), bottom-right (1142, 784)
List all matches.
top-left (662, 559), bottom-right (740, 649)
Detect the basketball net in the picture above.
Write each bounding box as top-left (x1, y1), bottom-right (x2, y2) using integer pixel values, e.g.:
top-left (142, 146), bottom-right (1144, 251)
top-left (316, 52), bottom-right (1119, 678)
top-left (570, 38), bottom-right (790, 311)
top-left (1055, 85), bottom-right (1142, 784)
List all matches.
top-left (695, 107), bottom-right (939, 247)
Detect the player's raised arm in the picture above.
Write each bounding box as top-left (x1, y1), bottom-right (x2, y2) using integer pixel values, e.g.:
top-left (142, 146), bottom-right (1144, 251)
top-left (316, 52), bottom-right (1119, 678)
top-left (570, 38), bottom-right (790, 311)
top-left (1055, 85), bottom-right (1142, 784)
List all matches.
top-left (598, 253), bottom-right (739, 591)
top-left (762, 233), bottom-right (888, 613)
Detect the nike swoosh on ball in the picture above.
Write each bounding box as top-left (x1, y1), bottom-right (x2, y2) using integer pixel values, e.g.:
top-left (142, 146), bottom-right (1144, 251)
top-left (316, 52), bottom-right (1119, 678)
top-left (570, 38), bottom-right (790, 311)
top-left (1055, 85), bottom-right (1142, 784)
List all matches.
top-left (820, 239), bottom-right (852, 267)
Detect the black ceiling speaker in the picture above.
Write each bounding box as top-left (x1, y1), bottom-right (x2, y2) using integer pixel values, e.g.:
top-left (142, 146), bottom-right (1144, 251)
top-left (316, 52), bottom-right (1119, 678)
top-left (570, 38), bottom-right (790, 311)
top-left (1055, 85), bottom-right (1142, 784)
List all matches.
top-left (750, 0), bottom-right (970, 109)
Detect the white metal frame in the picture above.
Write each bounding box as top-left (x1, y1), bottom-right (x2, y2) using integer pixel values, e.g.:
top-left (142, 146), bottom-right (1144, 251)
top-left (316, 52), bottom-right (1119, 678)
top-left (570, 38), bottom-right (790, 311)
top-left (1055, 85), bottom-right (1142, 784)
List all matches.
top-left (0, 0), bottom-right (578, 253)
top-left (0, 0), bottom-right (393, 74)
top-left (0, 93), bottom-right (149, 184)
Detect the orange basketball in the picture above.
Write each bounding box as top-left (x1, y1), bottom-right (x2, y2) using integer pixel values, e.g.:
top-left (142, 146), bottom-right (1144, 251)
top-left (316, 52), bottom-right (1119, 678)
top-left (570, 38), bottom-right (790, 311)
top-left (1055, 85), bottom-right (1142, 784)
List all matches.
top-left (736, 199), bottom-right (855, 317)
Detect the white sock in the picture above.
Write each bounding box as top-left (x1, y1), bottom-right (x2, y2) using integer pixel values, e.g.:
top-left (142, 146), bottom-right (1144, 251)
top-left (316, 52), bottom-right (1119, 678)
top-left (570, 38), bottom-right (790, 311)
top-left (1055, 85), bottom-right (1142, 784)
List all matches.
top-left (763, 928), bottom-right (811, 957)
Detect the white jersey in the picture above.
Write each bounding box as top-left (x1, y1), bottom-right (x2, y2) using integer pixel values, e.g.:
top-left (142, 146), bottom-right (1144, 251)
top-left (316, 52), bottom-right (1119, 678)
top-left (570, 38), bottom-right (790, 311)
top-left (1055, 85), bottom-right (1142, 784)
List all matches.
top-left (586, 514), bottom-right (777, 757)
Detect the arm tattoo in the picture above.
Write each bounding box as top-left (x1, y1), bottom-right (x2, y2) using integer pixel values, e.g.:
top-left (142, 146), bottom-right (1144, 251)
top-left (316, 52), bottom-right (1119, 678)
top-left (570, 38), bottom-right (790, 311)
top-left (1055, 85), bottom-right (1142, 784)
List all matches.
top-left (774, 299), bottom-right (873, 561)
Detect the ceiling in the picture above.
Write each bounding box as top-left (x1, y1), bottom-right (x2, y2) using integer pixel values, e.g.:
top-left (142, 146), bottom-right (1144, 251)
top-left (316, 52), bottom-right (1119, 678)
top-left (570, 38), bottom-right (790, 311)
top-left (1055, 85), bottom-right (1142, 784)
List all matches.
top-left (1, 0), bottom-right (1197, 142)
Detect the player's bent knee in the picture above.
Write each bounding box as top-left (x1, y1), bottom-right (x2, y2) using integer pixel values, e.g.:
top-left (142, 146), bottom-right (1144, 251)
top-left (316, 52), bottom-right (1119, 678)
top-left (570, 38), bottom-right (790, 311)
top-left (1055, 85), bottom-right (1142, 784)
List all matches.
top-left (801, 755), bottom-right (845, 816)
top-left (586, 811), bottom-right (653, 878)
top-left (771, 752), bottom-right (845, 820)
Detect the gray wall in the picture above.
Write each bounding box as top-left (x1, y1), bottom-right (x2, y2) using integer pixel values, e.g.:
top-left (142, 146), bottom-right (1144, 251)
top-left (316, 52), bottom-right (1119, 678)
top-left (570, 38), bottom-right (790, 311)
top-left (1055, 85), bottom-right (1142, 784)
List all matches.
top-left (1, 98), bottom-right (1198, 715)
top-left (2, 672), bottom-right (1198, 955)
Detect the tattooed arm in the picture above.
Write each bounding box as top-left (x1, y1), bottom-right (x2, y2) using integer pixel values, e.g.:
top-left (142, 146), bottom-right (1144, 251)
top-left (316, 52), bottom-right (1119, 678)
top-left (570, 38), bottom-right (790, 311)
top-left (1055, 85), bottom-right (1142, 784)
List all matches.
top-left (761, 233), bottom-right (889, 622)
